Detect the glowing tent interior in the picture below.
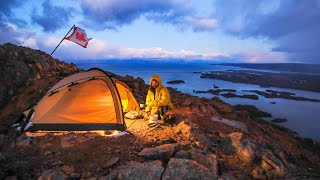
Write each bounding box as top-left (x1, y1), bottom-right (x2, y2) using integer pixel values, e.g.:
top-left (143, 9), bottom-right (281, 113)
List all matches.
top-left (20, 68), bottom-right (139, 133)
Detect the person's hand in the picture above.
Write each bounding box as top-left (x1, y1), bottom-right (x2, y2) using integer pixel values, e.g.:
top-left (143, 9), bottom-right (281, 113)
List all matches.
top-left (145, 106), bottom-right (151, 112)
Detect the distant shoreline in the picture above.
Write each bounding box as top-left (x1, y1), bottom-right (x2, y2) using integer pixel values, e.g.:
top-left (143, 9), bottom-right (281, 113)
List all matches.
top-left (211, 63), bottom-right (320, 74)
top-left (201, 70), bottom-right (320, 93)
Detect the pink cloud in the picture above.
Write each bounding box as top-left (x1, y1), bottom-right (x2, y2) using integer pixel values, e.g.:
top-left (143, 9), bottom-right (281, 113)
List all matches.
top-left (239, 51), bottom-right (288, 63)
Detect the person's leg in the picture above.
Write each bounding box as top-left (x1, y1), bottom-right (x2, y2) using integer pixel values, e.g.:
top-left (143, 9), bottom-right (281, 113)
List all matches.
top-left (159, 106), bottom-right (169, 120)
top-left (159, 106), bottom-right (164, 120)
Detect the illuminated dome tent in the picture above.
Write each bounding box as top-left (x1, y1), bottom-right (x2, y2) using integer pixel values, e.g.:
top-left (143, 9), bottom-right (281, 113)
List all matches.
top-left (22, 68), bottom-right (139, 132)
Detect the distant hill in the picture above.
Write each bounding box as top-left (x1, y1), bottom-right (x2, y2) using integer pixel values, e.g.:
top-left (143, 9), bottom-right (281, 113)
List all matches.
top-left (0, 43), bottom-right (80, 125)
top-left (212, 63), bottom-right (320, 74)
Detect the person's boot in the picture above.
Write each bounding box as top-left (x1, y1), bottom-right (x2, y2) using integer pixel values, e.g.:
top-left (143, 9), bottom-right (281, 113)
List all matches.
top-left (143, 112), bottom-right (150, 121)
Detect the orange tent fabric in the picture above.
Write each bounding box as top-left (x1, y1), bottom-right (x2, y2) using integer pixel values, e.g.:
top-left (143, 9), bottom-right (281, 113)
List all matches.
top-left (23, 68), bottom-right (139, 132)
top-left (115, 80), bottom-right (139, 112)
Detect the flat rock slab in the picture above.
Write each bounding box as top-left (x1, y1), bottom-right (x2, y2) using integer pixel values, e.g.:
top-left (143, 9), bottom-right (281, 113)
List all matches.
top-left (103, 157), bottom-right (120, 169)
top-left (162, 158), bottom-right (216, 180)
top-left (105, 160), bottom-right (164, 180)
top-left (211, 117), bottom-right (248, 132)
top-left (138, 143), bottom-right (178, 161)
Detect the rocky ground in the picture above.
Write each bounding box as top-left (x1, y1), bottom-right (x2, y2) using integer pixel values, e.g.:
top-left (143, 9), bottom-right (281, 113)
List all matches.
top-left (1, 43), bottom-right (320, 179)
top-left (0, 43), bottom-right (81, 126)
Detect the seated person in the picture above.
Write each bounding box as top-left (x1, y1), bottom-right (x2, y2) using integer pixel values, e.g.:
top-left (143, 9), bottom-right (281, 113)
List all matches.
top-left (145, 74), bottom-right (174, 121)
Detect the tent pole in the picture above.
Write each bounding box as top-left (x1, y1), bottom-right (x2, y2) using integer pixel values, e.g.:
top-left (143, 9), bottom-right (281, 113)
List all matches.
top-left (49, 24), bottom-right (75, 58)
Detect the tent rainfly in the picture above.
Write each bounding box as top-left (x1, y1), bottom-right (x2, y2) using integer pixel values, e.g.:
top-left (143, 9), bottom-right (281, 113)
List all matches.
top-left (21, 68), bottom-right (139, 132)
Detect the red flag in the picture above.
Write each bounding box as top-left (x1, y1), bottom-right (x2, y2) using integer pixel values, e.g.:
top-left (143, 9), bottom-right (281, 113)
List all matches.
top-left (65, 27), bottom-right (92, 48)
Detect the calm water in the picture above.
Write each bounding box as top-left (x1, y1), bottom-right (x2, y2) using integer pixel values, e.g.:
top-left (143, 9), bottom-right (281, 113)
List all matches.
top-left (74, 60), bottom-right (320, 141)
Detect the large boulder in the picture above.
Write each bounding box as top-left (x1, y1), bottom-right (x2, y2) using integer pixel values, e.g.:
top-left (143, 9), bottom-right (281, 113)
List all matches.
top-left (208, 97), bottom-right (234, 114)
top-left (103, 157), bottom-right (120, 169)
top-left (138, 143), bottom-right (178, 161)
top-left (173, 121), bottom-right (192, 140)
top-left (219, 132), bottom-right (254, 165)
top-left (190, 149), bottom-right (217, 176)
top-left (181, 97), bottom-right (192, 106)
top-left (162, 158), bottom-right (216, 180)
top-left (174, 150), bottom-right (190, 159)
top-left (251, 150), bottom-right (287, 179)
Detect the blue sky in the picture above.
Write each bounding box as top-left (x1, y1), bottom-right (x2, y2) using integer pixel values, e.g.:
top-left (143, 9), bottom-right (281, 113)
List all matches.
top-left (0, 0), bottom-right (319, 63)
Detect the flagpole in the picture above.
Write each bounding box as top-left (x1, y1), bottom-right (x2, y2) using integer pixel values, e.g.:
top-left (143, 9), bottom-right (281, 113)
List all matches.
top-left (49, 24), bottom-right (75, 57)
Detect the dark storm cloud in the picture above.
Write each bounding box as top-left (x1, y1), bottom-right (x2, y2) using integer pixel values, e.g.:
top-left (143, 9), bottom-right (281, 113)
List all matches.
top-left (0, 20), bottom-right (20, 44)
top-left (215, 0), bottom-right (320, 63)
top-left (253, 1), bottom-right (320, 63)
top-left (0, 0), bottom-right (27, 27)
top-left (31, 1), bottom-right (74, 32)
top-left (0, 0), bottom-right (20, 17)
top-left (0, 20), bottom-right (35, 45)
top-left (80, 0), bottom-right (216, 32)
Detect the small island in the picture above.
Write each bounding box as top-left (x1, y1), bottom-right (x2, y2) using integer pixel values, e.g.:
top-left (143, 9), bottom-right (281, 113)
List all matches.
top-left (221, 93), bottom-right (259, 100)
top-left (166, 80), bottom-right (185, 84)
top-left (243, 89), bottom-right (320, 102)
top-left (194, 88), bottom-right (259, 100)
top-left (271, 118), bottom-right (288, 123)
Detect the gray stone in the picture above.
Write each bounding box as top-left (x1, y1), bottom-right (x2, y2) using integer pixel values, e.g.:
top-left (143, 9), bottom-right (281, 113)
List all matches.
top-left (48, 170), bottom-right (67, 180)
top-left (61, 165), bottom-right (74, 175)
top-left (138, 143), bottom-right (178, 161)
top-left (250, 168), bottom-right (267, 180)
top-left (35, 63), bottom-right (43, 71)
top-left (182, 97), bottom-right (192, 106)
top-left (13, 51), bottom-right (18, 57)
top-left (174, 150), bottom-right (190, 159)
top-left (69, 173), bottom-right (81, 179)
top-left (211, 117), bottom-right (248, 133)
top-left (190, 149), bottom-right (217, 176)
top-left (219, 171), bottom-right (251, 180)
top-left (162, 158), bottom-right (216, 180)
top-left (112, 160), bottom-right (164, 180)
top-left (81, 171), bottom-right (93, 179)
top-left (99, 172), bottom-right (118, 180)
top-left (103, 157), bottom-right (119, 169)
top-left (38, 170), bottom-right (51, 179)
top-left (219, 132), bottom-right (254, 165)
top-left (262, 155), bottom-right (285, 179)
top-left (4, 176), bottom-right (17, 180)
top-left (0, 135), bottom-right (7, 148)
top-left (44, 150), bottom-right (52, 156)
top-left (37, 176), bottom-right (48, 180)
top-left (8, 89), bottom-right (14, 96)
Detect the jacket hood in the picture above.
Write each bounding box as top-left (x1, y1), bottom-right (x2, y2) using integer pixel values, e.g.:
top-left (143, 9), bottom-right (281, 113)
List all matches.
top-left (150, 74), bottom-right (163, 87)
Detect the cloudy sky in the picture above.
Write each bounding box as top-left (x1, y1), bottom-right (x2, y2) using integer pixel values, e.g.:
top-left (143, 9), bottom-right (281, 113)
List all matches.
top-left (0, 0), bottom-right (319, 63)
